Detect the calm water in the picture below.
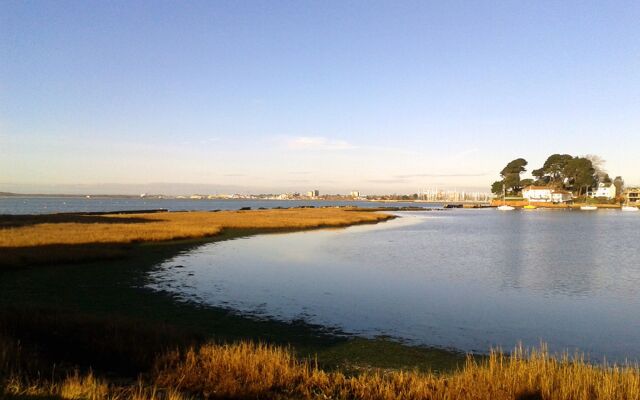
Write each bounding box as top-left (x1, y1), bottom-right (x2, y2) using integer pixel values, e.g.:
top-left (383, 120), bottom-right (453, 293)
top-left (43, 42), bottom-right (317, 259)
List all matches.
top-left (0, 196), bottom-right (437, 215)
top-left (148, 209), bottom-right (640, 361)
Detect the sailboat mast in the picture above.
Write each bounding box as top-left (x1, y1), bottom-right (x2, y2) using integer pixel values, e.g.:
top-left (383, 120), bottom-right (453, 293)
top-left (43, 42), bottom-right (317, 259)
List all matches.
top-left (503, 184), bottom-right (507, 205)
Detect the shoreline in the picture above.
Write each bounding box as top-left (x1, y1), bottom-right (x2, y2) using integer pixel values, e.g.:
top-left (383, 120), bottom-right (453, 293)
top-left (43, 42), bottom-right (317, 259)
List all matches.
top-left (0, 212), bottom-right (468, 376)
top-left (0, 208), bottom-right (395, 268)
top-left (489, 199), bottom-right (628, 209)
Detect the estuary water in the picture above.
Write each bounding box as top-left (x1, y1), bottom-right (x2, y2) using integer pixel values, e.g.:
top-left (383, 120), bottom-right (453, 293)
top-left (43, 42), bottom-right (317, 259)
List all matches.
top-left (147, 209), bottom-right (640, 361)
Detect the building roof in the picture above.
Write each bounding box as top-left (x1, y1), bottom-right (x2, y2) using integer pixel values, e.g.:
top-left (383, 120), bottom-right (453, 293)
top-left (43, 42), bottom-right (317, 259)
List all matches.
top-left (551, 190), bottom-right (572, 194)
top-left (523, 185), bottom-right (552, 190)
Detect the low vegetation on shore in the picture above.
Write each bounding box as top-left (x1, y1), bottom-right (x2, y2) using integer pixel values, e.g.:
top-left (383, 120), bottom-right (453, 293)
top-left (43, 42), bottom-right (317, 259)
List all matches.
top-left (2, 313), bottom-right (639, 400)
top-left (0, 208), bottom-right (393, 267)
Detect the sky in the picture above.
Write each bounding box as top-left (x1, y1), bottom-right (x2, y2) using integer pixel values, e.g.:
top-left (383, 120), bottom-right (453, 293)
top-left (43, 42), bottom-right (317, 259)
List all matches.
top-left (1, 1), bottom-right (639, 195)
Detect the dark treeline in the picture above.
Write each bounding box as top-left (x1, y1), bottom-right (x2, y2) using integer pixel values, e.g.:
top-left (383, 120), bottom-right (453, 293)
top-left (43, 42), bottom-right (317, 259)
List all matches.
top-left (492, 154), bottom-right (624, 197)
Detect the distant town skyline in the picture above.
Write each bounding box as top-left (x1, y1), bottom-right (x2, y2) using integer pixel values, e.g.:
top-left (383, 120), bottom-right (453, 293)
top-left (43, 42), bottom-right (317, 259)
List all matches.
top-left (2, 1), bottom-right (639, 193)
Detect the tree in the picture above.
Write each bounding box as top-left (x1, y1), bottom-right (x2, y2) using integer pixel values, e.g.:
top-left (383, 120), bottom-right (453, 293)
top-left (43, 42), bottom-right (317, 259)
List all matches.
top-left (563, 157), bottom-right (597, 195)
top-left (532, 167), bottom-right (549, 185)
top-left (540, 154), bottom-right (573, 186)
top-left (585, 154), bottom-right (608, 182)
top-left (499, 158), bottom-right (528, 195)
top-left (614, 176), bottom-right (625, 198)
top-left (520, 179), bottom-right (534, 188)
top-left (491, 180), bottom-right (505, 196)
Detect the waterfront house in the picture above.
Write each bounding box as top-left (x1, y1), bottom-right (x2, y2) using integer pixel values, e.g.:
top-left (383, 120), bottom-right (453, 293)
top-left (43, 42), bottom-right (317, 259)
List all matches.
top-left (522, 186), bottom-right (552, 202)
top-left (522, 186), bottom-right (572, 203)
top-left (589, 183), bottom-right (616, 200)
top-left (623, 188), bottom-right (640, 204)
top-left (522, 186), bottom-right (554, 202)
top-left (551, 189), bottom-right (573, 203)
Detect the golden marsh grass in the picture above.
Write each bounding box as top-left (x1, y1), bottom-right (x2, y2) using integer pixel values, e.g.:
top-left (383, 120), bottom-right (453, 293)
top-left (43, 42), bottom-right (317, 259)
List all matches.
top-left (154, 342), bottom-right (640, 400)
top-left (4, 340), bottom-right (640, 400)
top-left (0, 208), bottom-right (393, 266)
top-left (0, 208), bottom-right (392, 247)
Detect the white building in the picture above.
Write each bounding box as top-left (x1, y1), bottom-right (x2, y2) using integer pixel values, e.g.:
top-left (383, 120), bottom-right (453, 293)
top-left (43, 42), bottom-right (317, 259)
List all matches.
top-left (522, 186), bottom-right (553, 202)
top-left (551, 190), bottom-right (573, 203)
top-left (590, 183), bottom-right (616, 200)
top-left (307, 190), bottom-right (320, 198)
top-left (522, 186), bottom-right (573, 203)
top-left (350, 191), bottom-right (360, 198)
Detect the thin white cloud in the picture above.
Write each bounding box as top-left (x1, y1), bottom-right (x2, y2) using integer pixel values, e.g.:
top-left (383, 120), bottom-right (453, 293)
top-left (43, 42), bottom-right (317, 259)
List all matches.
top-left (284, 136), bottom-right (355, 151)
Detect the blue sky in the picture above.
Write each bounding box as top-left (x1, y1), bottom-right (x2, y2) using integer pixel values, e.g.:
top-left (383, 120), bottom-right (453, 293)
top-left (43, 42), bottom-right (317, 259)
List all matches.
top-left (1, 1), bottom-right (639, 194)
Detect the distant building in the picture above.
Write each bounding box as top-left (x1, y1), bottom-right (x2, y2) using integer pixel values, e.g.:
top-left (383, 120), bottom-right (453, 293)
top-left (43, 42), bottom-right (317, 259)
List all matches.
top-left (551, 190), bottom-right (573, 203)
top-left (307, 190), bottom-right (319, 198)
top-left (420, 188), bottom-right (492, 202)
top-left (623, 188), bottom-right (640, 204)
top-left (350, 191), bottom-right (360, 198)
top-left (522, 186), bottom-right (572, 203)
top-left (589, 183), bottom-right (616, 200)
top-left (522, 186), bottom-right (553, 202)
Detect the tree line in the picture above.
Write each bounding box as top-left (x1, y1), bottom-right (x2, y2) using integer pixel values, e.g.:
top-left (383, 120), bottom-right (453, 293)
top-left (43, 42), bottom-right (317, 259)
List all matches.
top-left (492, 154), bottom-right (624, 197)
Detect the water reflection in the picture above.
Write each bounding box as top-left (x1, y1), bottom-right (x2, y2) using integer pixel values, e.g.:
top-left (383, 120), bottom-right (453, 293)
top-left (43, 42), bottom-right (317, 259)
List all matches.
top-left (147, 210), bottom-right (640, 361)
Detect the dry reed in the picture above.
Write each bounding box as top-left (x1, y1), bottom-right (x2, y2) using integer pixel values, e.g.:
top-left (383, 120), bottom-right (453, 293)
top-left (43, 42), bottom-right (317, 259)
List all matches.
top-left (0, 208), bottom-right (392, 248)
top-left (4, 340), bottom-right (640, 399)
top-left (153, 342), bottom-right (640, 400)
top-left (3, 374), bottom-right (190, 400)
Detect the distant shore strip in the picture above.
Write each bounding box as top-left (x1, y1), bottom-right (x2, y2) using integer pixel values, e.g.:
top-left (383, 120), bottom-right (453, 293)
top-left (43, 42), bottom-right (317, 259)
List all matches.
top-left (0, 207), bottom-right (394, 267)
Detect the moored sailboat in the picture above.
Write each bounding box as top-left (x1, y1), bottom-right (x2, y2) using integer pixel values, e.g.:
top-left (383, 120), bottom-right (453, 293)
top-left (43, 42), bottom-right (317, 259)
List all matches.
top-left (580, 186), bottom-right (597, 210)
top-left (497, 185), bottom-right (515, 211)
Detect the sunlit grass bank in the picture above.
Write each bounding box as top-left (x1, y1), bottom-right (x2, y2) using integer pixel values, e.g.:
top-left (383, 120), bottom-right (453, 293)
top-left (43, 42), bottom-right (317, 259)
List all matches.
top-left (3, 334), bottom-right (640, 400)
top-left (0, 208), bottom-right (393, 267)
top-left (0, 208), bottom-right (393, 246)
top-left (154, 343), bottom-right (640, 400)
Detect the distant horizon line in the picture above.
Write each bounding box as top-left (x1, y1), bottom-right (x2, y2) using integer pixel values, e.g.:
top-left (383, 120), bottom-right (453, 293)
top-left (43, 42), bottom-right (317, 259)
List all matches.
top-left (0, 190), bottom-right (494, 198)
top-left (0, 181), bottom-right (495, 196)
